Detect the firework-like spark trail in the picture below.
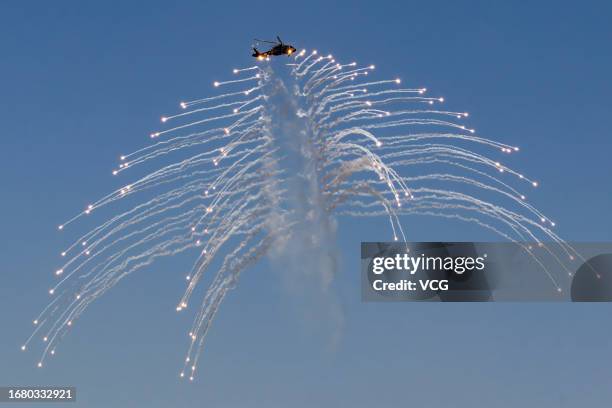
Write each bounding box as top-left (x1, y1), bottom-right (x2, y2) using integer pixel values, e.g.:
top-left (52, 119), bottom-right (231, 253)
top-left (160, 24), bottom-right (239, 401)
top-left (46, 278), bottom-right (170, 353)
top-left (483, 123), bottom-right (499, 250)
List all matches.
top-left (25, 49), bottom-right (580, 379)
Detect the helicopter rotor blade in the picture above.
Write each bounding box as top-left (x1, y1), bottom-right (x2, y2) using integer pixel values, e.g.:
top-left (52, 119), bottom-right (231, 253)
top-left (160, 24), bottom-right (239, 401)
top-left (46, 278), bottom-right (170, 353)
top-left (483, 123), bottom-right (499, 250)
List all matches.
top-left (254, 38), bottom-right (279, 45)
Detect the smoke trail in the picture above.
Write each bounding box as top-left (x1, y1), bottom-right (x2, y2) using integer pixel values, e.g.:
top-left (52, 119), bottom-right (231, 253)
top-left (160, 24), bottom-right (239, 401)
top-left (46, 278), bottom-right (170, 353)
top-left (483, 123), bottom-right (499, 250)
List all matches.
top-left (265, 70), bottom-right (343, 349)
top-left (24, 49), bottom-right (579, 379)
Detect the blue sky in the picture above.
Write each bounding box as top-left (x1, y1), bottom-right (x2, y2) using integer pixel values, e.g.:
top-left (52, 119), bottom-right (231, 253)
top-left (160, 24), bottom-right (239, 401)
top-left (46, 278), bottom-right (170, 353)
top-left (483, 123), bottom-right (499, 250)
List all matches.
top-left (1, 1), bottom-right (611, 407)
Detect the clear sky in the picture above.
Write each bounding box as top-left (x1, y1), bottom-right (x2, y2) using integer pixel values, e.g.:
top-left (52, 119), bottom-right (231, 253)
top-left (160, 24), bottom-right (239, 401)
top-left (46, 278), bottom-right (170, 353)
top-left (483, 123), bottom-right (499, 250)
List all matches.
top-left (1, 1), bottom-right (612, 407)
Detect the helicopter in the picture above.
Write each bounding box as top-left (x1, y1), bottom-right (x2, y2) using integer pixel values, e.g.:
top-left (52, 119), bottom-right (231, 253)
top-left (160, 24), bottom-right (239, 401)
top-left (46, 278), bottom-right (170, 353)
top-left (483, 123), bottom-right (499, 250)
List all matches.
top-left (252, 36), bottom-right (297, 60)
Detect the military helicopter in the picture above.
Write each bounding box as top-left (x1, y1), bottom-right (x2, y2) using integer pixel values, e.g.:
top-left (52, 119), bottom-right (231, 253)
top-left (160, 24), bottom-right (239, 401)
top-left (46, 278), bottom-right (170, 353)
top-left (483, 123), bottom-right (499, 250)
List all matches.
top-left (252, 36), bottom-right (297, 60)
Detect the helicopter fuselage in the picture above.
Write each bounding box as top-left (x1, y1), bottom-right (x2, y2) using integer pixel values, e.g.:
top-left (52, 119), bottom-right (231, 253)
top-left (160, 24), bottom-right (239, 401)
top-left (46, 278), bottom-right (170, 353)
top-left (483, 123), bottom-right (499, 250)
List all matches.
top-left (252, 39), bottom-right (296, 59)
